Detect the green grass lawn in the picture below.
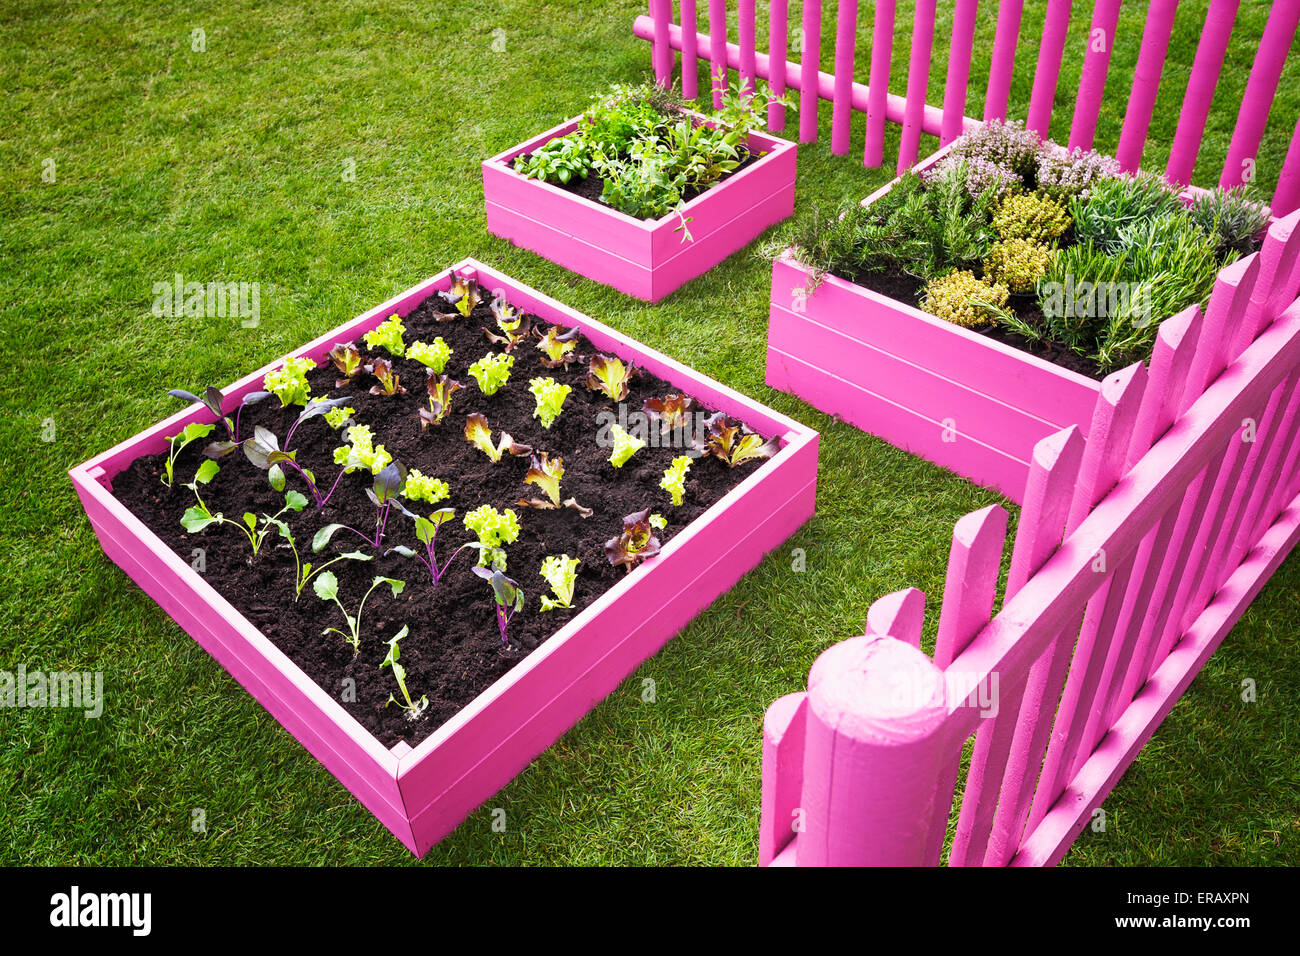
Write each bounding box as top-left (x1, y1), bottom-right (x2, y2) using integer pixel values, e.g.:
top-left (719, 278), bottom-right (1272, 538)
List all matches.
top-left (2, 0), bottom-right (1298, 866)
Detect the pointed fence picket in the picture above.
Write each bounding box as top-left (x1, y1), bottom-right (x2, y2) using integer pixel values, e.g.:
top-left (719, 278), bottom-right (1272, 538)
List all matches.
top-left (637, 1), bottom-right (1300, 214)
top-left (760, 207), bottom-right (1300, 866)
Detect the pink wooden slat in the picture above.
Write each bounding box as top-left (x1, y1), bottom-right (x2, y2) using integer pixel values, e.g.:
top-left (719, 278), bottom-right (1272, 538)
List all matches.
top-left (708, 0), bottom-right (728, 107)
top-left (1220, 0), bottom-right (1300, 190)
top-left (1115, 0), bottom-right (1179, 172)
top-left (984, 0), bottom-right (1023, 123)
top-left (1026, 0), bottom-right (1072, 138)
top-left (898, 0), bottom-right (938, 173)
top-left (1166, 0), bottom-right (1240, 186)
top-left (1235, 215), bottom-right (1300, 359)
top-left (981, 426), bottom-right (1087, 866)
top-left (1029, 363), bottom-right (1150, 833)
top-left (767, 0), bottom-right (789, 130)
top-left (1234, 373), bottom-right (1300, 564)
top-left (1186, 255), bottom-right (1260, 403)
top-left (830, 0), bottom-right (858, 155)
top-left (935, 506), bottom-right (1013, 867)
top-left (864, 587), bottom-right (927, 649)
top-left (738, 0), bottom-right (757, 95)
top-left (651, 0), bottom-right (675, 87)
top-left (1068, 0), bottom-right (1123, 151)
top-left (941, 0), bottom-right (979, 146)
top-left (864, 0), bottom-right (896, 166)
top-left (1273, 111), bottom-right (1300, 218)
top-left (759, 692), bottom-right (809, 865)
top-left (681, 0), bottom-right (700, 99)
top-left (799, 0), bottom-right (822, 142)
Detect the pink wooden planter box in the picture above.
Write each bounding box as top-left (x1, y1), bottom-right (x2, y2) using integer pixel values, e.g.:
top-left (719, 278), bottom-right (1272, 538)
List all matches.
top-left (483, 112), bottom-right (797, 301)
top-left (70, 259), bottom-right (819, 856)
top-left (766, 146), bottom-right (1274, 505)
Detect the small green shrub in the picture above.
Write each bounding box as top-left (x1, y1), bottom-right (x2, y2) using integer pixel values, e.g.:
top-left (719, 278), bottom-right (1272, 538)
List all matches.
top-left (1187, 185), bottom-right (1270, 258)
top-left (985, 238), bottom-right (1057, 294)
top-left (992, 192), bottom-right (1072, 243)
top-left (920, 270), bottom-right (1009, 329)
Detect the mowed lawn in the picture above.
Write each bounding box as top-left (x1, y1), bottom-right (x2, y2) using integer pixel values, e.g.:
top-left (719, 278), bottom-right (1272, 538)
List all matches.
top-left (2, 0), bottom-right (1298, 866)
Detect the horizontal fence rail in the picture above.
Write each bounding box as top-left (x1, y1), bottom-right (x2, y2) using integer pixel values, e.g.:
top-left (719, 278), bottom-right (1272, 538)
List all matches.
top-left (760, 208), bottom-right (1300, 866)
top-left (638, 0), bottom-right (1300, 213)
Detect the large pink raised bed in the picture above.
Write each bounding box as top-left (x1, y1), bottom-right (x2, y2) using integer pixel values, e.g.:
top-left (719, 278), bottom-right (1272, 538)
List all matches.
top-left (483, 113), bottom-right (797, 302)
top-left (70, 258), bottom-right (819, 856)
top-left (766, 146), bottom-right (1272, 505)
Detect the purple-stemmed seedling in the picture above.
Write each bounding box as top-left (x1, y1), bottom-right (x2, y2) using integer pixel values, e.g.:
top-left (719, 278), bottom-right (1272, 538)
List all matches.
top-left (169, 385), bottom-right (273, 454)
top-left (386, 508), bottom-right (485, 588)
top-left (472, 566), bottom-right (524, 647)
top-left (313, 461), bottom-right (408, 552)
top-left (240, 396), bottom-right (354, 509)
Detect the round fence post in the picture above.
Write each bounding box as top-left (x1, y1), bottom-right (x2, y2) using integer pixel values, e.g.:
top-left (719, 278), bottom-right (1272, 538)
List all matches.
top-left (796, 635), bottom-right (950, 866)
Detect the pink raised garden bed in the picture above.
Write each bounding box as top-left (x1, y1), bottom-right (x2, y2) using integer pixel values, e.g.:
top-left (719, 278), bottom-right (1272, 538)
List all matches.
top-left (70, 259), bottom-right (819, 856)
top-left (483, 112), bottom-right (797, 302)
top-left (766, 145), bottom-right (1274, 505)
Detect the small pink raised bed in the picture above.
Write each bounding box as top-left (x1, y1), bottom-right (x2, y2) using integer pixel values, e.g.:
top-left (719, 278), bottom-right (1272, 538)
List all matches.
top-left (483, 113), bottom-right (797, 302)
top-left (766, 147), bottom-right (1272, 505)
top-left (70, 259), bottom-right (819, 856)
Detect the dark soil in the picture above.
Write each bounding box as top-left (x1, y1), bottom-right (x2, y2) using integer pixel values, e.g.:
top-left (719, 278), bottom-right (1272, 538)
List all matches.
top-left (111, 292), bottom-right (773, 748)
top-left (843, 264), bottom-right (1108, 380)
top-left (512, 149), bottom-right (760, 219)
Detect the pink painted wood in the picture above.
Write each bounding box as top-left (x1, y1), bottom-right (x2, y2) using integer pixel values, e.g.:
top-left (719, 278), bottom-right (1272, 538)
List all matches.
top-left (759, 691), bottom-right (807, 865)
top-left (72, 259), bottom-right (820, 857)
top-left (651, 0), bottom-right (674, 87)
top-left (941, 0), bottom-right (979, 147)
top-left (983, 0), bottom-right (1024, 124)
top-left (1026, 0), bottom-right (1072, 138)
top-left (799, 0), bottom-right (821, 143)
top-left (1219, 0), bottom-right (1300, 191)
top-left (708, 0), bottom-right (729, 106)
top-left (864, 586), bottom-right (927, 650)
top-left (1273, 112), bottom-right (1300, 218)
top-left (482, 113), bottom-right (796, 302)
top-left (864, 0), bottom-right (896, 167)
top-left (1068, 0), bottom-right (1122, 151)
top-left (767, 0), bottom-right (789, 130)
top-left (738, 0), bottom-right (757, 94)
top-left (1115, 0), bottom-right (1178, 172)
top-left (681, 0), bottom-right (701, 99)
top-left (898, 0), bottom-right (937, 173)
top-left (830, 0), bottom-right (858, 156)
top-left (1166, 0), bottom-right (1240, 186)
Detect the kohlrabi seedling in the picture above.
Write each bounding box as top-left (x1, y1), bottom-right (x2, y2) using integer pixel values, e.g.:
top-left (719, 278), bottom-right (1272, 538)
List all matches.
top-left (586, 354), bottom-right (635, 401)
top-left (240, 397), bottom-right (355, 509)
top-left (607, 424), bottom-right (646, 468)
top-left (605, 507), bottom-right (663, 574)
top-left (264, 356), bottom-right (317, 407)
top-left (160, 422), bottom-right (215, 488)
top-left (387, 508), bottom-right (484, 588)
top-left (464, 413), bottom-right (532, 463)
top-left (538, 554), bottom-right (579, 611)
top-left (365, 357), bottom-right (407, 397)
top-left (180, 460), bottom-right (308, 559)
top-left (314, 571), bottom-right (406, 654)
top-left (659, 454), bottom-right (692, 506)
top-left (468, 352), bottom-right (514, 396)
top-left (314, 461), bottom-right (409, 551)
top-left (535, 324), bottom-right (581, 369)
top-left (696, 412), bottom-right (780, 467)
top-left (518, 453), bottom-right (592, 516)
top-left (472, 566), bottom-right (525, 647)
top-left (381, 626), bottom-right (427, 720)
top-left (268, 516), bottom-right (372, 601)
top-left (464, 504), bottom-right (521, 571)
top-left (408, 338), bottom-right (452, 374)
top-left (529, 377), bottom-right (571, 429)
top-left (168, 385), bottom-right (273, 455)
top-left (363, 314), bottom-right (406, 357)
top-left (420, 373), bottom-right (463, 430)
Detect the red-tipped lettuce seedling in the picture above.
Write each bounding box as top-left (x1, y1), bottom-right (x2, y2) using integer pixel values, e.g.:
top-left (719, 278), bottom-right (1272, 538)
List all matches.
top-left (464, 413), bottom-right (532, 463)
top-left (605, 508), bottom-right (663, 574)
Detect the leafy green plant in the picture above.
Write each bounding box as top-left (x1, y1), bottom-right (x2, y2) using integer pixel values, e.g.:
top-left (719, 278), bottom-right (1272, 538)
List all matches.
top-left (464, 413), bottom-right (532, 464)
top-left (324, 405), bottom-right (354, 430)
top-left (1070, 173), bottom-right (1183, 254)
top-left (529, 377), bottom-right (571, 429)
top-left (696, 414), bottom-right (780, 467)
top-left (538, 554), bottom-right (579, 611)
top-left (605, 508), bottom-right (663, 574)
top-left (268, 517), bottom-right (371, 601)
top-left (314, 461), bottom-right (408, 551)
top-left (313, 571), bottom-right (405, 654)
top-left (333, 424), bottom-right (392, 475)
top-left (328, 342), bottom-right (365, 386)
top-left (586, 353), bottom-right (634, 401)
top-left (380, 626), bottom-right (426, 720)
top-left (472, 567), bottom-right (524, 646)
top-left (167, 385), bottom-right (272, 453)
top-left (365, 357), bottom-right (406, 397)
top-left (643, 394), bottom-right (698, 436)
top-left (985, 239), bottom-right (1056, 294)
top-left (659, 454), bottom-right (692, 506)
top-left (408, 338), bottom-right (452, 374)
top-left (991, 192), bottom-right (1072, 243)
top-left (516, 134), bottom-right (594, 185)
top-left (420, 373), bottom-right (463, 430)
top-left (264, 356), bottom-right (317, 408)
top-left (160, 422), bottom-right (215, 487)
top-left (535, 324), bottom-right (581, 368)
top-left (363, 314), bottom-right (406, 357)
top-left (468, 352), bottom-right (514, 396)
top-left (180, 460), bottom-right (308, 558)
top-left (403, 469), bottom-right (448, 506)
top-left (1187, 185), bottom-right (1270, 258)
top-left (607, 424), bottom-right (646, 468)
top-left (518, 453), bottom-right (592, 516)
top-left (463, 504), bottom-right (521, 570)
top-left (387, 508), bottom-right (483, 588)
top-left (482, 297), bottom-right (531, 352)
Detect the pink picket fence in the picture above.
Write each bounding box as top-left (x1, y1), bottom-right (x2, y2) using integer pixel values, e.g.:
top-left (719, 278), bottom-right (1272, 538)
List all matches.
top-left (635, 0), bottom-right (1300, 214)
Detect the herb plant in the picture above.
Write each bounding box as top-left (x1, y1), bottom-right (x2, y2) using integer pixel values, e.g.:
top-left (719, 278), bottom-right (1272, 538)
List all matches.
top-left (313, 571), bottom-right (406, 654)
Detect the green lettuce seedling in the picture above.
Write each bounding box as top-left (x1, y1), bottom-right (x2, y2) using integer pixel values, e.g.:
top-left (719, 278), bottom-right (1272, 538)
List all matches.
top-left (408, 338), bottom-right (452, 374)
top-left (464, 504), bottom-right (521, 571)
top-left (264, 356), bottom-right (317, 408)
top-left (464, 413), bottom-right (532, 464)
top-left (468, 352), bottom-right (514, 396)
top-left (180, 460), bottom-right (308, 558)
top-left (529, 377), bottom-right (572, 429)
top-left (161, 422), bottom-right (215, 487)
top-left (324, 405), bottom-right (355, 429)
top-left (403, 469), bottom-right (449, 505)
top-left (539, 554), bottom-right (579, 611)
top-left (608, 424), bottom-right (646, 468)
top-left (472, 566), bottom-right (524, 646)
top-left (381, 626), bottom-right (427, 720)
top-left (334, 424), bottom-right (393, 475)
top-left (660, 455), bottom-right (692, 506)
top-left (363, 314), bottom-right (407, 357)
top-left (314, 572), bottom-right (405, 654)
